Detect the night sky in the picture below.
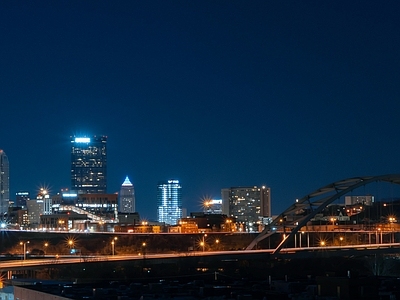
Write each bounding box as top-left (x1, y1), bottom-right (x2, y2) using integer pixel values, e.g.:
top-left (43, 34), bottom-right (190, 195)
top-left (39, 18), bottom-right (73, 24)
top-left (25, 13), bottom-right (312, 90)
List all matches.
top-left (1, 1), bottom-right (400, 220)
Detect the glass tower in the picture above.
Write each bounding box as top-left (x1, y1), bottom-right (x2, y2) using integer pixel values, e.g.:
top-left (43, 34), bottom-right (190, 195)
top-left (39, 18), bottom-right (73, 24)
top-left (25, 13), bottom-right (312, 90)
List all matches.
top-left (157, 179), bottom-right (182, 225)
top-left (0, 150), bottom-right (9, 216)
top-left (119, 176), bottom-right (135, 213)
top-left (71, 136), bottom-right (107, 194)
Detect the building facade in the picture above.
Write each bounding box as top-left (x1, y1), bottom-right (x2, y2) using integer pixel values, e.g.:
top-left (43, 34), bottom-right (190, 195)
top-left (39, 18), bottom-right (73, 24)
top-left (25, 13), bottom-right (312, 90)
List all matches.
top-left (157, 179), bottom-right (182, 225)
top-left (0, 150), bottom-right (9, 216)
top-left (345, 195), bottom-right (374, 206)
top-left (15, 191), bottom-right (30, 208)
top-left (221, 186), bottom-right (271, 232)
top-left (26, 190), bottom-right (52, 228)
top-left (71, 135), bottom-right (107, 194)
top-left (203, 199), bottom-right (223, 214)
top-left (119, 176), bottom-right (135, 213)
top-left (53, 192), bottom-right (118, 221)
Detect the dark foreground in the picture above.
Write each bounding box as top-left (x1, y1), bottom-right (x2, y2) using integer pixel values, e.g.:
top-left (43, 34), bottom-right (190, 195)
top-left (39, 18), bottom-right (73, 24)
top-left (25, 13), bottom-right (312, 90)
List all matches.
top-left (8, 252), bottom-right (400, 299)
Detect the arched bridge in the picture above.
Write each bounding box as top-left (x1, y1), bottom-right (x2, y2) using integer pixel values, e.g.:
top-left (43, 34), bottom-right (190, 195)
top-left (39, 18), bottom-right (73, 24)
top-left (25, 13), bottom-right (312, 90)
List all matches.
top-left (247, 174), bottom-right (400, 254)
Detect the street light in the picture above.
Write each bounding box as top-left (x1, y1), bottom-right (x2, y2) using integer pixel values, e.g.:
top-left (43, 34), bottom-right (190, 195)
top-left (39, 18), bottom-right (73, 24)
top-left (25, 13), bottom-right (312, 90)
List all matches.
top-left (225, 219), bottom-right (232, 232)
top-left (44, 242), bottom-right (49, 255)
top-left (67, 239), bottom-right (74, 254)
top-left (378, 227), bottom-right (382, 244)
top-left (339, 236), bottom-right (343, 246)
top-left (142, 242), bottom-right (146, 259)
top-left (201, 234), bottom-right (207, 252)
top-left (111, 237), bottom-right (117, 255)
top-left (20, 241), bottom-right (30, 260)
top-left (111, 241), bottom-right (115, 256)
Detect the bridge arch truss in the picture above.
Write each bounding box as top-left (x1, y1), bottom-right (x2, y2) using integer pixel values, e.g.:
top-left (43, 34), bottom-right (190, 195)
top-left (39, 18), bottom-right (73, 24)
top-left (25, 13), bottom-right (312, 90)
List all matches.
top-left (246, 174), bottom-right (400, 254)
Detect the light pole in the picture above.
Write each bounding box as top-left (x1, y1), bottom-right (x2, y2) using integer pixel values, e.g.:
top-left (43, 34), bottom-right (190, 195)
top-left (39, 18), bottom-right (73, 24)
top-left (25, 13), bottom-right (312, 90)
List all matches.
top-left (44, 242), bottom-right (49, 255)
top-left (142, 242), bottom-right (146, 259)
top-left (68, 239), bottom-right (74, 254)
top-left (339, 236), bottom-right (343, 247)
top-left (20, 241), bottom-right (30, 260)
top-left (389, 217), bottom-right (396, 243)
top-left (225, 219), bottom-right (232, 232)
top-left (202, 234), bottom-right (207, 252)
top-left (378, 227), bottom-right (382, 244)
top-left (111, 237), bottom-right (118, 255)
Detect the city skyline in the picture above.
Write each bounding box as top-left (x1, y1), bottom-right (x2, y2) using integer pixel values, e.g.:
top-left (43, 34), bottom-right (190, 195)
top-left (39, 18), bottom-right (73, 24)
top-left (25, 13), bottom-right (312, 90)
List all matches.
top-left (1, 2), bottom-right (400, 220)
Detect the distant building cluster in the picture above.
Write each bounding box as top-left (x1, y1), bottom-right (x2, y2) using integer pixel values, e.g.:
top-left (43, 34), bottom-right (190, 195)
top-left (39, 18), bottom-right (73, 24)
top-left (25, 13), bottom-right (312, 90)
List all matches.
top-left (0, 135), bottom-right (273, 233)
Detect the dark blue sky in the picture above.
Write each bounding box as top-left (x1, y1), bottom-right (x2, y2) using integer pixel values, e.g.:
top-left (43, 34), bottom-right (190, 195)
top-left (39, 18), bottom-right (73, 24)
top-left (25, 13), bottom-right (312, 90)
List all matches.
top-left (1, 1), bottom-right (400, 220)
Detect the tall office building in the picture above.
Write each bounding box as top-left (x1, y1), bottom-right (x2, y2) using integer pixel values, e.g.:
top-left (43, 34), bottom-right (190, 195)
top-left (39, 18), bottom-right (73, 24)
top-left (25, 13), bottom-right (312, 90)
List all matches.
top-left (157, 179), bottom-right (182, 225)
top-left (119, 176), bottom-right (135, 213)
top-left (16, 191), bottom-right (30, 208)
top-left (221, 186), bottom-right (271, 232)
top-left (0, 150), bottom-right (9, 216)
top-left (26, 189), bottom-right (52, 228)
top-left (71, 135), bottom-right (107, 194)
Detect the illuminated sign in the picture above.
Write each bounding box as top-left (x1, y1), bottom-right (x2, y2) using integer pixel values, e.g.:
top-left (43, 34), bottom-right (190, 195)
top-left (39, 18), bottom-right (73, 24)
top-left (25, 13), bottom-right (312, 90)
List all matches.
top-left (210, 199), bottom-right (222, 204)
top-left (16, 192), bottom-right (29, 196)
top-left (75, 137), bottom-right (91, 143)
top-left (63, 193), bottom-right (78, 197)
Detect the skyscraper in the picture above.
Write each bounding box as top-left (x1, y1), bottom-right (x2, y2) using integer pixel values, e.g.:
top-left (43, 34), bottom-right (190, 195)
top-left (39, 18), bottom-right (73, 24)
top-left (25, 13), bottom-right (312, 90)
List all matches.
top-left (221, 186), bottom-right (271, 232)
top-left (71, 135), bottom-right (107, 194)
top-left (119, 176), bottom-right (135, 213)
top-left (0, 150), bottom-right (9, 216)
top-left (15, 191), bottom-right (30, 208)
top-left (157, 179), bottom-right (182, 225)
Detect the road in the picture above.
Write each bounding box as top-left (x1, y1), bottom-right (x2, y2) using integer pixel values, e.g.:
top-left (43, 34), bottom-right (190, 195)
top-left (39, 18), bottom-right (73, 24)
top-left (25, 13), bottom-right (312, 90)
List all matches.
top-left (1, 242), bottom-right (400, 270)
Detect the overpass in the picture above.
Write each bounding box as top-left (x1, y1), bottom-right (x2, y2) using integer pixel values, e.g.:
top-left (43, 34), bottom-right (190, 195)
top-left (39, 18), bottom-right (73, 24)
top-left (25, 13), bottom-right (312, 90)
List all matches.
top-left (2, 242), bottom-right (400, 270)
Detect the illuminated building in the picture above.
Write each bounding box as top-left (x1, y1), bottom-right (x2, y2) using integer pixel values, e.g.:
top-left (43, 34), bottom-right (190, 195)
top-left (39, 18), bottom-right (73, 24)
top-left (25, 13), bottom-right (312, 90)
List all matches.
top-left (157, 180), bottom-right (182, 225)
top-left (15, 191), bottom-right (30, 208)
top-left (119, 176), bottom-right (135, 213)
top-left (0, 150), bottom-right (9, 215)
top-left (221, 186), bottom-right (271, 232)
top-left (70, 135), bottom-right (107, 194)
top-left (53, 192), bottom-right (118, 221)
top-left (74, 193), bottom-right (118, 220)
top-left (26, 189), bottom-right (52, 228)
top-left (38, 191), bottom-right (118, 231)
top-left (203, 199), bottom-right (223, 214)
top-left (345, 195), bottom-right (374, 206)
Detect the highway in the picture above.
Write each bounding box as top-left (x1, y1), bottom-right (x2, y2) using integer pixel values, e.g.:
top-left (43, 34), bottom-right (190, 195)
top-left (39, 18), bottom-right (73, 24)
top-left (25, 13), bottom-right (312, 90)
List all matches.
top-left (1, 242), bottom-right (400, 270)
